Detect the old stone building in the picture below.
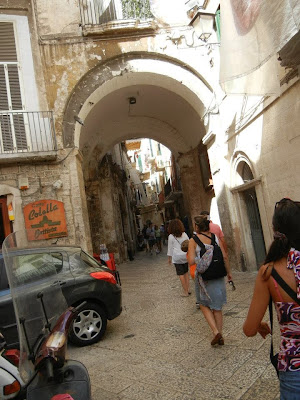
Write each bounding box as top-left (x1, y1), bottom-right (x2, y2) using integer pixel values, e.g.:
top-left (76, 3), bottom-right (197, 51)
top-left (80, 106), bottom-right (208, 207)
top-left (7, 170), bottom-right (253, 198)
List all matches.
top-left (0, 0), bottom-right (299, 269)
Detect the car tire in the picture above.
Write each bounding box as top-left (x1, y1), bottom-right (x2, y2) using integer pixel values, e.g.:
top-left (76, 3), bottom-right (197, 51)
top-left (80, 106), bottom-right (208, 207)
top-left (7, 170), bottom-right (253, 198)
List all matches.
top-left (69, 302), bottom-right (107, 347)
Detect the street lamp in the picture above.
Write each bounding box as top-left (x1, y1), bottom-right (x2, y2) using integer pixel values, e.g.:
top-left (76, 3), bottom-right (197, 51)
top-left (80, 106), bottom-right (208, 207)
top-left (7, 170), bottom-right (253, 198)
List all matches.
top-left (189, 10), bottom-right (215, 42)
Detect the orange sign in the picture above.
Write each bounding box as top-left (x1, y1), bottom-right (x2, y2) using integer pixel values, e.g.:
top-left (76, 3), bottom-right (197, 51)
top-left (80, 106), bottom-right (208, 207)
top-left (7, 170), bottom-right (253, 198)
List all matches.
top-left (24, 200), bottom-right (68, 241)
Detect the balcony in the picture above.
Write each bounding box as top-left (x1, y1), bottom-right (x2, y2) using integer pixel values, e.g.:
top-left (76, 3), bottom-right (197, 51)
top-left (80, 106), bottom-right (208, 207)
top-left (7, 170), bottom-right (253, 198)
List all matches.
top-left (164, 178), bottom-right (182, 203)
top-left (79, 0), bottom-right (155, 36)
top-left (0, 111), bottom-right (57, 164)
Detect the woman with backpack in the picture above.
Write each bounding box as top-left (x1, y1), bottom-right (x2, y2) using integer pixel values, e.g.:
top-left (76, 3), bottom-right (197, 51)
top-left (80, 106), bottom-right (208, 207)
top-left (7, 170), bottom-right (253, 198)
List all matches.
top-left (243, 198), bottom-right (300, 399)
top-left (188, 215), bottom-right (232, 346)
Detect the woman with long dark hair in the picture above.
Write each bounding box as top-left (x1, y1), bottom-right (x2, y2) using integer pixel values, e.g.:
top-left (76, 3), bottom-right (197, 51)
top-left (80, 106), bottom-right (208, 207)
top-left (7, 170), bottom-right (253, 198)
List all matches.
top-left (244, 198), bottom-right (300, 399)
top-left (188, 215), bottom-right (232, 346)
top-left (167, 218), bottom-right (190, 297)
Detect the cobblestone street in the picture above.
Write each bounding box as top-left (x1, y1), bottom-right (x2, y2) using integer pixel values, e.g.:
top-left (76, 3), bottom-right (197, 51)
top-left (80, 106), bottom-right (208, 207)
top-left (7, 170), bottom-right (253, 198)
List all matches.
top-left (69, 247), bottom-right (280, 400)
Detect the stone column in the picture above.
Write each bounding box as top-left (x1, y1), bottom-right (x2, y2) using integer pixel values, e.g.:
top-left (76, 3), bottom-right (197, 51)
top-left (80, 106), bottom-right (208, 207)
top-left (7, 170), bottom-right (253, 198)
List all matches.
top-left (69, 150), bottom-right (93, 253)
top-left (177, 147), bottom-right (213, 230)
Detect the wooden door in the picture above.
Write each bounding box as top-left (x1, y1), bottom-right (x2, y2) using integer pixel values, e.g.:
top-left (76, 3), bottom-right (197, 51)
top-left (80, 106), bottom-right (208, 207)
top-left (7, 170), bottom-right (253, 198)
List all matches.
top-left (0, 197), bottom-right (12, 248)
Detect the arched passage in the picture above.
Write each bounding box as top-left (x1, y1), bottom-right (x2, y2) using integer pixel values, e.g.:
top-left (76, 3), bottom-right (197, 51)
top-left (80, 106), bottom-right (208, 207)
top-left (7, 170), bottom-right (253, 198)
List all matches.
top-left (63, 53), bottom-right (215, 260)
top-left (63, 52), bottom-right (214, 154)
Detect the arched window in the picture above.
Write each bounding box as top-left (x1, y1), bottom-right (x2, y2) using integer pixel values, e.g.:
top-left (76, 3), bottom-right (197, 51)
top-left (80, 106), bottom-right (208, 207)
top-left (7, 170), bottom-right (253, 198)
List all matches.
top-left (236, 161), bottom-right (254, 184)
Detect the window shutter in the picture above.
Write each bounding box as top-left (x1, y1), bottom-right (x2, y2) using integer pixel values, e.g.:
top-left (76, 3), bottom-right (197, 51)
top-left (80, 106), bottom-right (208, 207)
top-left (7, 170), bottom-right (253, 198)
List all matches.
top-left (0, 114), bottom-right (14, 151)
top-left (7, 65), bottom-right (22, 110)
top-left (0, 65), bottom-right (9, 110)
top-left (0, 22), bottom-right (17, 62)
top-left (0, 21), bottom-right (27, 152)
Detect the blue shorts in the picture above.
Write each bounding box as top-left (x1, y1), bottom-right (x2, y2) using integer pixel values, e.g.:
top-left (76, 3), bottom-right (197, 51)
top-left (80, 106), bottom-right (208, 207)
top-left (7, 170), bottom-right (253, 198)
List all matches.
top-left (279, 370), bottom-right (300, 399)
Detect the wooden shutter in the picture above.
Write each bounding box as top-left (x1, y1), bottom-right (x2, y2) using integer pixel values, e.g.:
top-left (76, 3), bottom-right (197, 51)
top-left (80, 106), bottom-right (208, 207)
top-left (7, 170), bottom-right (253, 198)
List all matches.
top-left (0, 65), bottom-right (9, 110)
top-left (0, 22), bottom-right (17, 62)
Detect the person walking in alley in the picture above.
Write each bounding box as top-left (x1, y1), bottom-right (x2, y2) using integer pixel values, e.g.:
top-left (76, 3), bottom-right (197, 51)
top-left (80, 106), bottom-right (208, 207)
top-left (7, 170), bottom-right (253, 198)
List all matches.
top-left (154, 224), bottom-right (162, 253)
top-left (188, 215), bottom-right (232, 345)
top-left (147, 223), bottom-right (156, 255)
top-left (199, 211), bottom-right (228, 255)
top-left (243, 198), bottom-right (300, 399)
top-left (167, 219), bottom-right (190, 297)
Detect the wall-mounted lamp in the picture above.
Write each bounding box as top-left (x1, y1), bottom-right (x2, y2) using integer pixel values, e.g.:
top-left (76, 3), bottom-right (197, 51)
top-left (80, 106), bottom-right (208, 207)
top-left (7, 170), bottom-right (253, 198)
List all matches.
top-left (129, 97), bottom-right (136, 105)
top-left (189, 11), bottom-right (215, 42)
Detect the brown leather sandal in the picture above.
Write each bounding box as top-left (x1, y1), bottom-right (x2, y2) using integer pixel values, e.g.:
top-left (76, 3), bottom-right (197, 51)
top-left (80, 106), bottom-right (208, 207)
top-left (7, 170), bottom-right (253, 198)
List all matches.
top-left (211, 333), bottom-right (222, 346)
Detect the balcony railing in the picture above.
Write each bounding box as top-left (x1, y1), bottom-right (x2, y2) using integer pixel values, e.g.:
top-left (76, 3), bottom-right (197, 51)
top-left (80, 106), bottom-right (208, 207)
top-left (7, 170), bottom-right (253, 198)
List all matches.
top-left (0, 111), bottom-right (57, 155)
top-left (79, 0), bottom-right (153, 27)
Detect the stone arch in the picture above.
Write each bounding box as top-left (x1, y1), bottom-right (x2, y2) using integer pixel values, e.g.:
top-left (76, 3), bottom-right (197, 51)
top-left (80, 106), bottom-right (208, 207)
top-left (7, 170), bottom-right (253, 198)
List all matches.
top-left (231, 151), bottom-right (257, 188)
top-left (63, 52), bottom-right (214, 153)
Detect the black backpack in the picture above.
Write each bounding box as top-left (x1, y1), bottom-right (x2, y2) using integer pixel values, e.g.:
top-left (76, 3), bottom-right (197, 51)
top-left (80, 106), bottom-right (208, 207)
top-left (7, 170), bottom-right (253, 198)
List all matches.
top-left (192, 233), bottom-right (227, 280)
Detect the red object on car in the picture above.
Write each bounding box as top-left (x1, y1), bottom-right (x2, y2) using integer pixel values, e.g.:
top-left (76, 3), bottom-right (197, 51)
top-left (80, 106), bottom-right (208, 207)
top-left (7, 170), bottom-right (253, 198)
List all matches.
top-left (4, 349), bottom-right (20, 366)
top-left (90, 271), bottom-right (117, 284)
top-left (51, 395), bottom-right (74, 400)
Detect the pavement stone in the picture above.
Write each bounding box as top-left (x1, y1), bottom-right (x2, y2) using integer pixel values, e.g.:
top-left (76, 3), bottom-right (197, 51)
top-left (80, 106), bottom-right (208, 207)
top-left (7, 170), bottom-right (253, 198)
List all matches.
top-left (69, 247), bottom-right (280, 399)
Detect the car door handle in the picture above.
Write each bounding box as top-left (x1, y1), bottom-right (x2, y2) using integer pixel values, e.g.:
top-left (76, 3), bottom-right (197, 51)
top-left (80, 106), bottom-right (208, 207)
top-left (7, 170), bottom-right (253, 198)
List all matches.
top-left (52, 280), bottom-right (66, 286)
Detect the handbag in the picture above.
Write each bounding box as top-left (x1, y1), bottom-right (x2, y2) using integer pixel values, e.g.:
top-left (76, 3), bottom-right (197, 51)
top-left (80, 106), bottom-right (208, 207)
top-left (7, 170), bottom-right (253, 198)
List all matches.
top-left (268, 267), bottom-right (300, 377)
top-left (172, 235), bottom-right (187, 264)
top-left (192, 234), bottom-right (227, 280)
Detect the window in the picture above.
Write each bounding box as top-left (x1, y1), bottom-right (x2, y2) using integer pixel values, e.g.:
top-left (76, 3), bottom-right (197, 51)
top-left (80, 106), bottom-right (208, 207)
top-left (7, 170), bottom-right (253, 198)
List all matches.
top-left (0, 22), bottom-right (27, 152)
top-left (13, 252), bottom-right (63, 284)
top-left (69, 250), bottom-right (106, 271)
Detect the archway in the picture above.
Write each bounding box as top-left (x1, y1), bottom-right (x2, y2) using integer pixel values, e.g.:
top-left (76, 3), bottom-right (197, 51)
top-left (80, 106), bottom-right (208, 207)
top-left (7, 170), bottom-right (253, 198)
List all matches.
top-left (63, 53), bottom-right (215, 259)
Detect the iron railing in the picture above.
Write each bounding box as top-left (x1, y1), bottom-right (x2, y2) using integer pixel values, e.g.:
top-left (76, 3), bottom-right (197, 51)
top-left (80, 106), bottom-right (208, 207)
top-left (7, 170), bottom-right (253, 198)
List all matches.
top-left (79, 0), bottom-right (153, 27)
top-left (0, 111), bottom-right (57, 155)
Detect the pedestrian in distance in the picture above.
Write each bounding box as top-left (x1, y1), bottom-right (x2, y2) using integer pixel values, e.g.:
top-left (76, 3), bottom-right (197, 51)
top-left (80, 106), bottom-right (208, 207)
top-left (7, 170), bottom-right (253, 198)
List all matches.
top-left (142, 224), bottom-right (149, 252)
top-left (244, 198), bottom-right (300, 399)
top-left (160, 223), bottom-right (166, 245)
top-left (154, 224), bottom-right (162, 253)
top-left (146, 223), bottom-right (156, 255)
top-left (167, 219), bottom-right (190, 297)
top-left (188, 215), bottom-right (232, 346)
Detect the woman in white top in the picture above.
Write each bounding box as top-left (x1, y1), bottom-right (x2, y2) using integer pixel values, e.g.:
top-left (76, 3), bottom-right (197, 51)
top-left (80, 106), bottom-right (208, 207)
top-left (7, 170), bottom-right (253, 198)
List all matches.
top-left (167, 219), bottom-right (190, 297)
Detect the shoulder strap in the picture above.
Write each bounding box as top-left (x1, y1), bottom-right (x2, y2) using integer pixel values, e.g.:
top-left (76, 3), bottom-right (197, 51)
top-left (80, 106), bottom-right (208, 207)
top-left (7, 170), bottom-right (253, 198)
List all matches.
top-left (271, 268), bottom-right (300, 305)
top-left (192, 234), bottom-right (206, 252)
top-left (199, 232), bottom-right (216, 245)
top-left (268, 298), bottom-right (276, 362)
top-left (172, 235), bottom-right (181, 245)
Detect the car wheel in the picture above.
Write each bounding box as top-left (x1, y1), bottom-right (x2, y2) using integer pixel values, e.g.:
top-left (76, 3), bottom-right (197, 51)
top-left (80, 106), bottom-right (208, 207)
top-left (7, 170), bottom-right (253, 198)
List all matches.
top-left (69, 302), bottom-right (107, 347)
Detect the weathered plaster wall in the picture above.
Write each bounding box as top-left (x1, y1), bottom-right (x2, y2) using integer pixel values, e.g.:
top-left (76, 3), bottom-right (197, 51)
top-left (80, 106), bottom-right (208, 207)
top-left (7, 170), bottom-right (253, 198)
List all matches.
top-left (86, 154), bottom-right (129, 263)
top-left (207, 78), bottom-right (300, 271)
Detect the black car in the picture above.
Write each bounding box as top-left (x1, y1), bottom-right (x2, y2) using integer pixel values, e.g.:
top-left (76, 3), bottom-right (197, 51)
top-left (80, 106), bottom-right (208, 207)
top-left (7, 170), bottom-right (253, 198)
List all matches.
top-left (0, 246), bottom-right (122, 347)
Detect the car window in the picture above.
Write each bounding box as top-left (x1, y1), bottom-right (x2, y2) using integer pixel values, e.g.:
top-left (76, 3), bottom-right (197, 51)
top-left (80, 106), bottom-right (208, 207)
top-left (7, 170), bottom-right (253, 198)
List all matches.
top-left (69, 250), bottom-right (106, 271)
top-left (13, 252), bottom-right (63, 284)
top-left (80, 251), bottom-right (107, 269)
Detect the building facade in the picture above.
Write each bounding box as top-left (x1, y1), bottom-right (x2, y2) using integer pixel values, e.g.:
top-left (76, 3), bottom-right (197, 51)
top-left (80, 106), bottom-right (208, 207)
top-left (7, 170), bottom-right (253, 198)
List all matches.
top-left (0, 0), bottom-right (298, 270)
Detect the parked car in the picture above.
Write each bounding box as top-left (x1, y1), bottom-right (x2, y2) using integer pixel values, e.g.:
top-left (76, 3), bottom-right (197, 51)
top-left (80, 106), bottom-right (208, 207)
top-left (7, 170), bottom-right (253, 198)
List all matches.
top-left (0, 246), bottom-right (122, 347)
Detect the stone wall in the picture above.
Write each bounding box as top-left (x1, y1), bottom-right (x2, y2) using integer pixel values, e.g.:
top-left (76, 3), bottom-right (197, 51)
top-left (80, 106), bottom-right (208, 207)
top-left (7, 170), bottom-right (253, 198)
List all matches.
top-left (0, 149), bottom-right (92, 252)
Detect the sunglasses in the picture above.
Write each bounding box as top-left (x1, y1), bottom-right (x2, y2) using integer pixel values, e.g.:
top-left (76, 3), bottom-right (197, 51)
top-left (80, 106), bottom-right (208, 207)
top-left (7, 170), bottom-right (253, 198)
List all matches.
top-left (274, 198), bottom-right (300, 211)
top-left (228, 280), bottom-right (236, 291)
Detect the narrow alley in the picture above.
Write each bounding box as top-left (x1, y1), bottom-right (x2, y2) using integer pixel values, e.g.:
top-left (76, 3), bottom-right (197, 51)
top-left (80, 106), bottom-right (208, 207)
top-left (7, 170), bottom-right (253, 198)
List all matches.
top-left (69, 248), bottom-right (280, 400)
